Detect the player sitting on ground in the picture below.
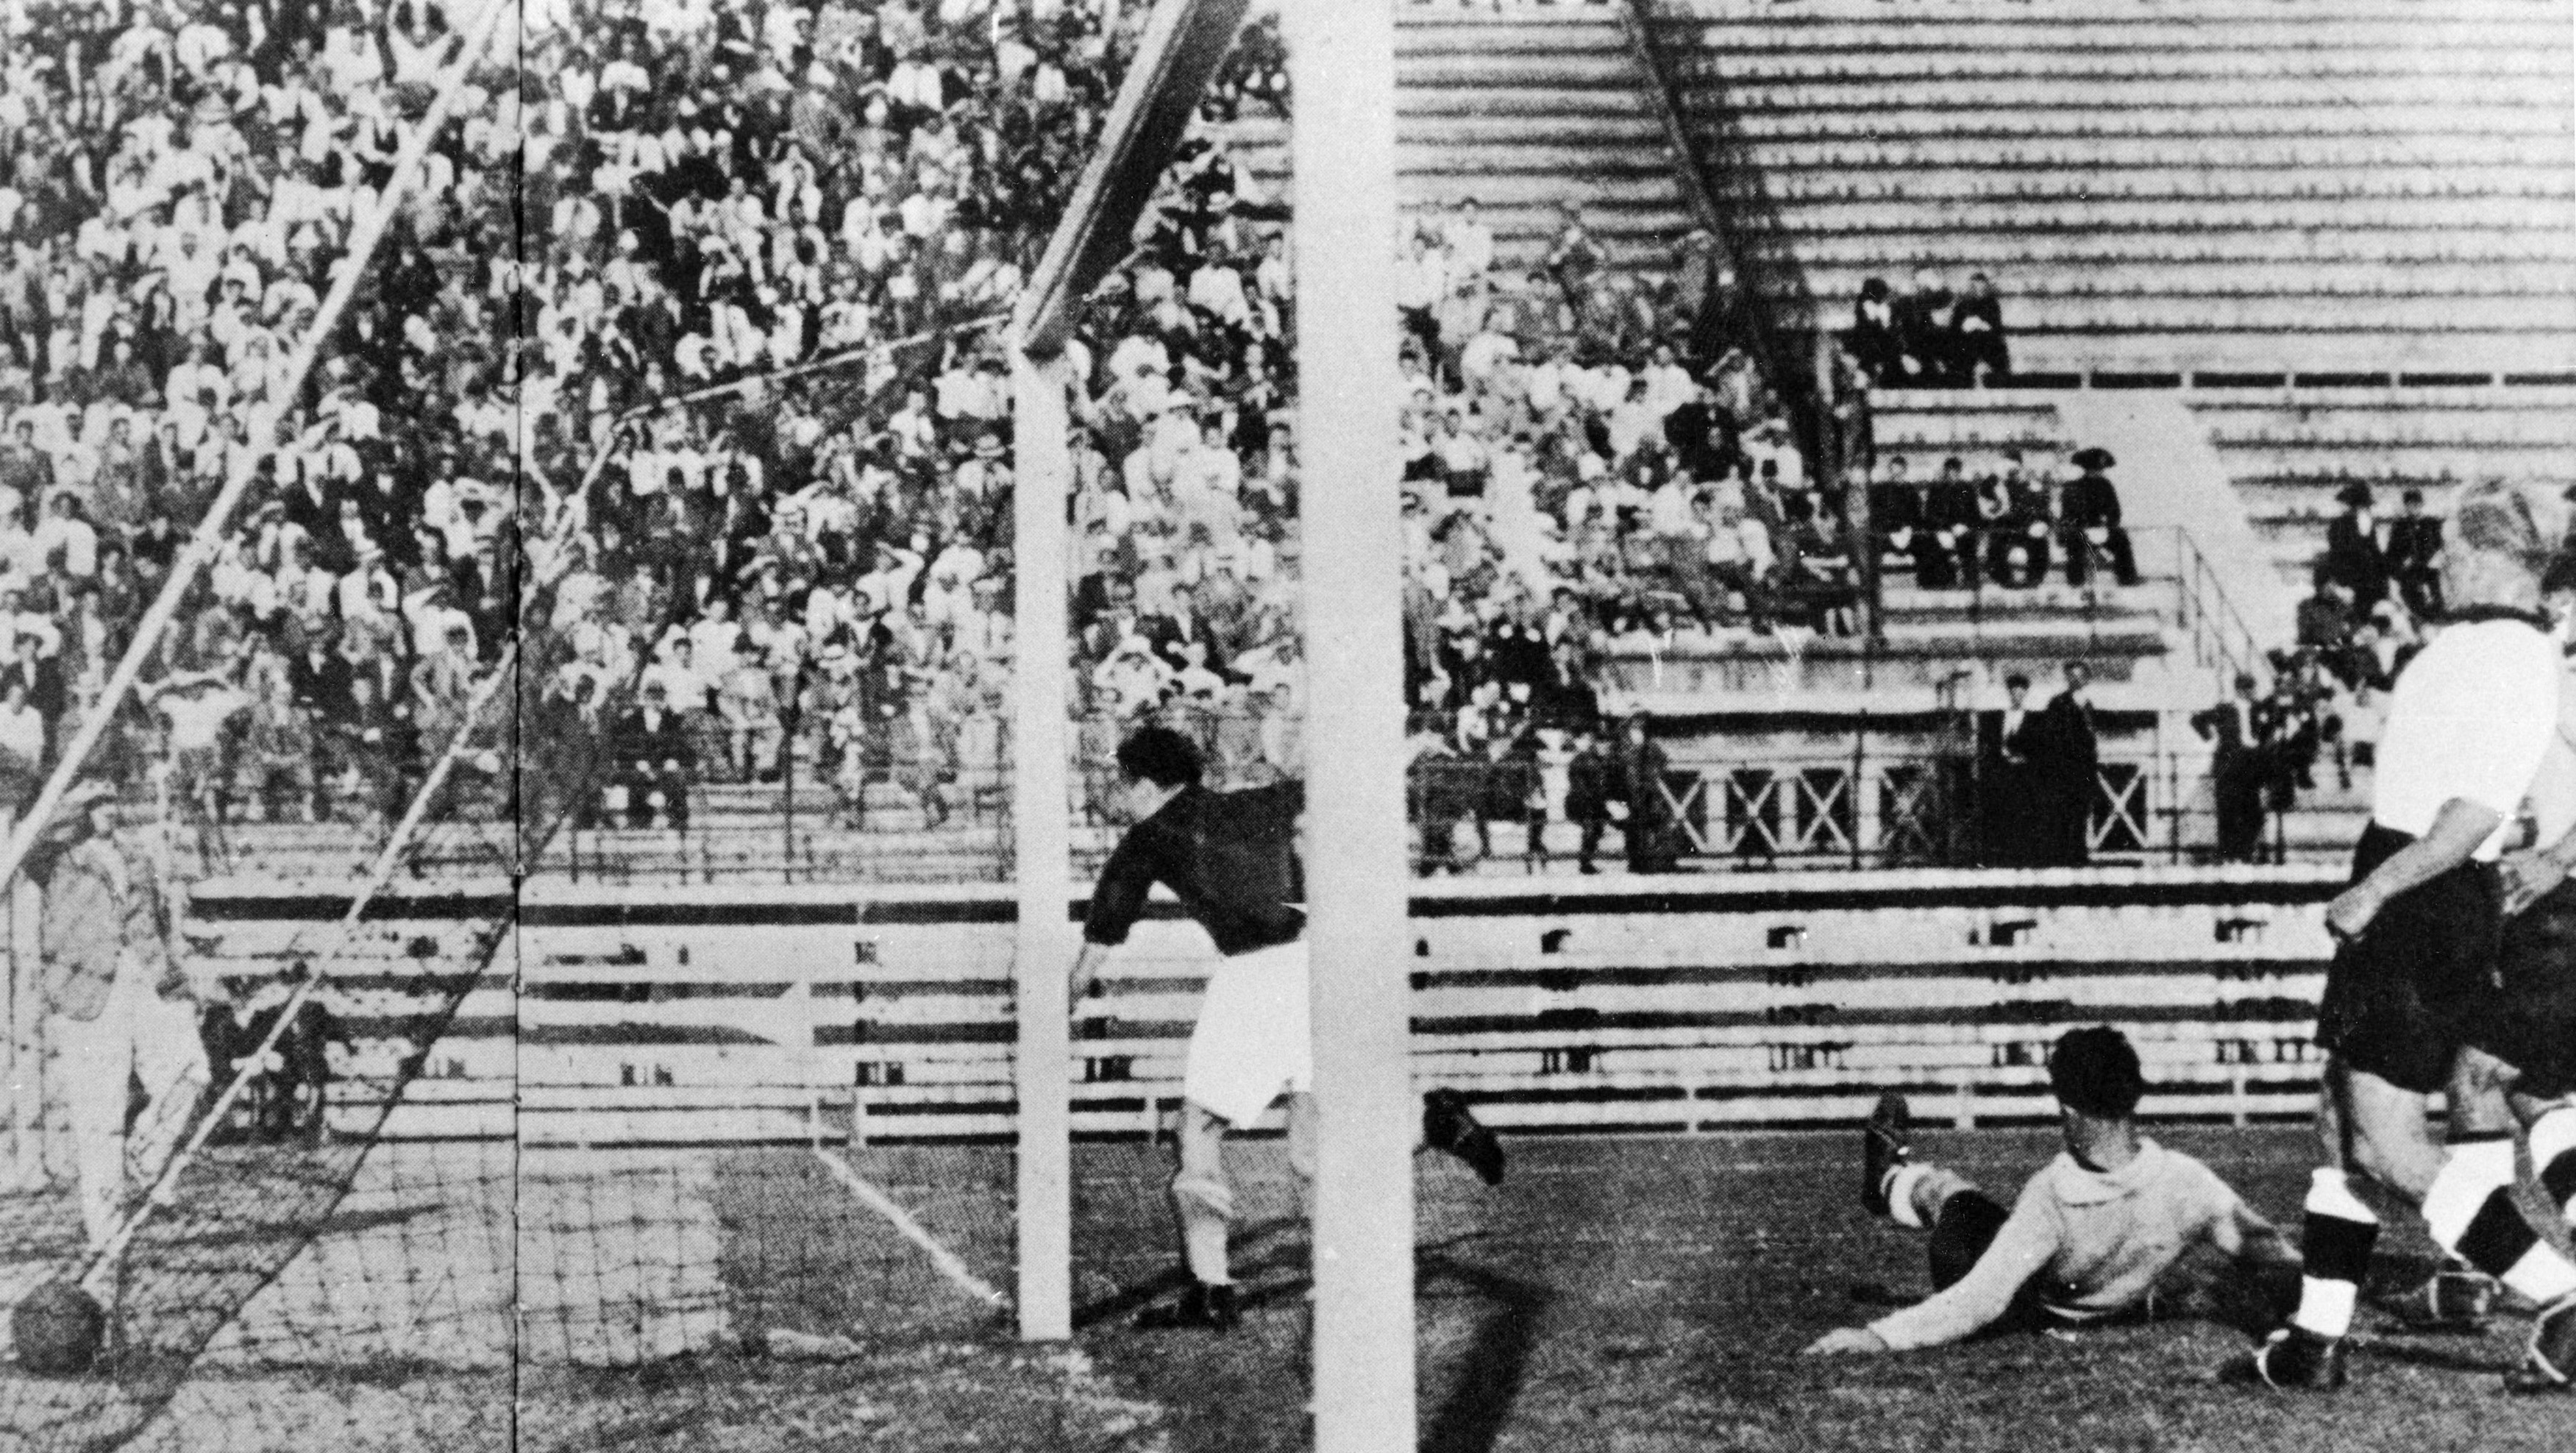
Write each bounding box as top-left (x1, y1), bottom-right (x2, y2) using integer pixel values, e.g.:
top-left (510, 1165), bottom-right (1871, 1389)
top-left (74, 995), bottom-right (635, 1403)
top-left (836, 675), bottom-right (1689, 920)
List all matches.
top-left (1806, 1026), bottom-right (2301, 1356)
top-left (1070, 725), bottom-right (1506, 1332)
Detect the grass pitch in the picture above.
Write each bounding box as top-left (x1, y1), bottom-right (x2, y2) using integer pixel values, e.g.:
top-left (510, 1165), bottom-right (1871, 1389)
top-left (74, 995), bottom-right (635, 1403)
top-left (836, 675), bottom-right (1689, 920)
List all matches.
top-left (57, 1126), bottom-right (2576, 1451)
top-left (811, 1125), bottom-right (2576, 1453)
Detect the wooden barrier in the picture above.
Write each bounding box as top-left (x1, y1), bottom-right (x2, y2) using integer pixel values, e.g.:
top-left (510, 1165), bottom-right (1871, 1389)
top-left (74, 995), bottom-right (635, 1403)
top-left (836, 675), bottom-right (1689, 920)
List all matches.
top-left (174, 867), bottom-right (2344, 1148)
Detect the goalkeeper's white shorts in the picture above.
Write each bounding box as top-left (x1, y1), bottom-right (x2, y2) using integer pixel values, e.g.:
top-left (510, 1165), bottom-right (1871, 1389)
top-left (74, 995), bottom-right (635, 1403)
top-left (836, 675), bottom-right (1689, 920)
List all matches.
top-left (1182, 938), bottom-right (1312, 1127)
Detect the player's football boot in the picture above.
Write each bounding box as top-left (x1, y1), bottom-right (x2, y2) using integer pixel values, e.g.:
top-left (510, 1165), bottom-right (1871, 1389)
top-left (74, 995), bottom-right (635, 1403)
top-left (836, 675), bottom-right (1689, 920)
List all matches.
top-left (2375, 1265), bottom-right (2497, 1334)
top-left (1423, 1088), bottom-right (1507, 1187)
top-left (2221, 1326), bottom-right (2348, 1391)
top-left (1861, 1093), bottom-right (1911, 1218)
top-left (1135, 1279), bottom-right (1239, 1333)
top-left (2505, 1292), bottom-right (2575, 1395)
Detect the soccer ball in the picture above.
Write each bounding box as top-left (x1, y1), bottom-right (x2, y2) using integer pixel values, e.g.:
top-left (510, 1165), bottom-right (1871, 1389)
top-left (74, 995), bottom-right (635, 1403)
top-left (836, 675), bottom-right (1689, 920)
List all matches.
top-left (12, 1279), bottom-right (105, 1375)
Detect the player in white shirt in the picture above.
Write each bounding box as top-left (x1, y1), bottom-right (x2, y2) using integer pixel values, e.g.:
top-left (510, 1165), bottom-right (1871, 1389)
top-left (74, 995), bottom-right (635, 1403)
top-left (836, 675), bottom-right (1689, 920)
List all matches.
top-left (2229, 480), bottom-right (2576, 1394)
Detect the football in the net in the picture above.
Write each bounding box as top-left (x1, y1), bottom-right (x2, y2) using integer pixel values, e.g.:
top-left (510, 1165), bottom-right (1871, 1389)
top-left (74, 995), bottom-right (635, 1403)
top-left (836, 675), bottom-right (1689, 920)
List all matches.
top-left (13, 1279), bottom-right (105, 1375)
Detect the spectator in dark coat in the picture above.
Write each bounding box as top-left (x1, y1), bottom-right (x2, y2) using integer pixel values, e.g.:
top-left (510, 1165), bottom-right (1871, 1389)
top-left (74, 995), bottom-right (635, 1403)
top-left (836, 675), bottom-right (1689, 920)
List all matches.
top-left (1924, 455), bottom-right (1983, 589)
top-left (1845, 277), bottom-right (1903, 385)
top-left (616, 681), bottom-right (697, 830)
top-left (1566, 726), bottom-right (1621, 875)
top-left (1984, 455), bottom-right (2053, 589)
top-left (2060, 448), bottom-right (2141, 587)
top-left (1533, 639), bottom-right (1601, 733)
top-left (2030, 661), bottom-right (2102, 867)
top-left (1893, 268), bottom-right (1957, 385)
top-left (2321, 483), bottom-right (2388, 606)
top-left (2383, 486), bottom-right (2443, 618)
top-left (1976, 672), bottom-right (2046, 867)
top-left (1615, 714), bottom-right (1680, 873)
top-left (1869, 456), bottom-right (1929, 583)
top-left (2191, 672), bottom-right (2272, 864)
top-left (1949, 271), bottom-right (2010, 383)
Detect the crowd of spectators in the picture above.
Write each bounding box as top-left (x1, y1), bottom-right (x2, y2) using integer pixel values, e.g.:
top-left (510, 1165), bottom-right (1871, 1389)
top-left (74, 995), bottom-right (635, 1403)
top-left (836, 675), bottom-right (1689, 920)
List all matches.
top-left (0, 0), bottom-right (1858, 878)
top-left (0, 0), bottom-right (531, 853)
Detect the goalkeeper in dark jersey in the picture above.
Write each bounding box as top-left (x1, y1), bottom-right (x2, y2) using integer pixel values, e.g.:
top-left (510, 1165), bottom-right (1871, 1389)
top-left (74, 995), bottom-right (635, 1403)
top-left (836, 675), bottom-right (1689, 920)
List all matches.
top-left (1071, 725), bottom-right (1504, 1331)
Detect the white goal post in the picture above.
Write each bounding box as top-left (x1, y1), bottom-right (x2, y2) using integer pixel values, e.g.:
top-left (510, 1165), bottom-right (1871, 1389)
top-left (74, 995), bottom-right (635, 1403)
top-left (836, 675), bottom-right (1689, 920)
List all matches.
top-left (1006, 2), bottom-right (1415, 1446)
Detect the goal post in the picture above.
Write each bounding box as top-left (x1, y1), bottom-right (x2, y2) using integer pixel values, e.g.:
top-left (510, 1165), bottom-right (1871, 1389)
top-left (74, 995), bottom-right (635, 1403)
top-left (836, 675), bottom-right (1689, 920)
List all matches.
top-left (1010, 349), bottom-right (1077, 1343)
top-left (1284, 1), bottom-right (1415, 1448)
top-left (1007, 0), bottom-right (1256, 1346)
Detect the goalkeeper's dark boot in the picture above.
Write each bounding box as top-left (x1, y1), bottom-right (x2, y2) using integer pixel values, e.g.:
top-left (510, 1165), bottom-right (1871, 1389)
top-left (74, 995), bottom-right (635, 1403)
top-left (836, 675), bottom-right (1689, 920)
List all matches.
top-left (2377, 1263), bottom-right (2497, 1334)
top-left (2221, 1326), bottom-right (2348, 1391)
top-left (1135, 1279), bottom-right (1239, 1333)
top-left (2505, 1293), bottom-right (2576, 1395)
top-left (1862, 1093), bottom-right (1911, 1218)
top-left (1423, 1088), bottom-right (1506, 1187)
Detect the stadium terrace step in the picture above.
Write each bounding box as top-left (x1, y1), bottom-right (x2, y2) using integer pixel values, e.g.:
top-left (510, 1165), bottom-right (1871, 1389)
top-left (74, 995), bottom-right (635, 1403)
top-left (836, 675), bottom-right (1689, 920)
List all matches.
top-left (2190, 387), bottom-right (2576, 578)
top-left (1631, 0), bottom-right (2574, 374)
top-left (1728, 105), bottom-right (2571, 144)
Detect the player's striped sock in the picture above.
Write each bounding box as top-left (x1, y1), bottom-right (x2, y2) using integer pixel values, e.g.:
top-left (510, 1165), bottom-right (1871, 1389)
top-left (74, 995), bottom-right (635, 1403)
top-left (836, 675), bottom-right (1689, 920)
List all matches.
top-left (2424, 1134), bottom-right (2576, 1308)
top-left (2292, 1168), bottom-right (2378, 1339)
top-left (2533, 1106), bottom-right (2576, 1229)
top-left (1884, 1164), bottom-right (1932, 1229)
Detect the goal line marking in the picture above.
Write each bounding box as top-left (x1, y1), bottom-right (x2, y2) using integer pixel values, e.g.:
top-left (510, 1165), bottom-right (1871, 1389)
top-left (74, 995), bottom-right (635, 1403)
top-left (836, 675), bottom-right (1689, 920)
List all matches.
top-left (811, 1145), bottom-right (1011, 1312)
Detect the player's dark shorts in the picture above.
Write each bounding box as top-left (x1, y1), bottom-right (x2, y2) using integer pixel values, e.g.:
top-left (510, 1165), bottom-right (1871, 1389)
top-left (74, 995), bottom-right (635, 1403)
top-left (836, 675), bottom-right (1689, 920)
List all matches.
top-left (2487, 878), bottom-right (2576, 1098)
top-left (2314, 823), bottom-right (2506, 1095)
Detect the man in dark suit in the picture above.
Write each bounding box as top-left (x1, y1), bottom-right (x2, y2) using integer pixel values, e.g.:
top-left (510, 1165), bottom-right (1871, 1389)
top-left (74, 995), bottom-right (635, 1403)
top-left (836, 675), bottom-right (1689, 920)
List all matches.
top-left (2060, 448), bottom-right (2141, 587)
top-left (1566, 725), bottom-right (1621, 875)
top-left (1616, 714), bottom-right (1680, 874)
top-left (2321, 483), bottom-right (2388, 608)
top-left (2383, 486), bottom-right (2443, 618)
top-left (616, 681), bottom-right (696, 831)
top-left (1925, 455), bottom-right (1982, 589)
top-left (1985, 453), bottom-right (2052, 589)
top-left (288, 626), bottom-right (355, 725)
top-left (1950, 271), bottom-right (2010, 384)
top-left (1845, 277), bottom-right (1904, 386)
top-left (1892, 268), bottom-right (1958, 385)
top-left (2191, 672), bottom-right (2272, 864)
top-left (1869, 456), bottom-right (1929, 586)
top-left (1976, 672), bottom-right (2044, 867)
top-left (2032, 661), bottom-right (2102, 867)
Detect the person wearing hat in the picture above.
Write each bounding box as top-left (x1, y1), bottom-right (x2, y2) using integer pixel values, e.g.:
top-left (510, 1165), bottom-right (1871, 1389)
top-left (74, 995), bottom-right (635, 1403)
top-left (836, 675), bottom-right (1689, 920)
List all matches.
top-left (2385, 486), bottom-right (2444, 618)
top-left (1977, 672), bottom-right (2046, 867)
top-left (29, 782), bottom-right (207, 1249)
top-left (2060, 447), bottom-right (2139, 589)
top-left (2323, 483), bottom-right (2388, 608)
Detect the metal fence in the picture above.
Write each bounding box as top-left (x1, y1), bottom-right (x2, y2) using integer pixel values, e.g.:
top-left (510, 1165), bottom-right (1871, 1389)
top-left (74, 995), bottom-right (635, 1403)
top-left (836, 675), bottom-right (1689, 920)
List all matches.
top-left (521, 699), bottom-right (2316, 882)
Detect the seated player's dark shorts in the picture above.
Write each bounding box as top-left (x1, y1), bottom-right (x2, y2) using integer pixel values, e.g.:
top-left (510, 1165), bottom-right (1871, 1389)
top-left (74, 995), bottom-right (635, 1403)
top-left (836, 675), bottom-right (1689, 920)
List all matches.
top-left (2486, 877), bottom-right (2576, 1098)
top-left (2315, 823), bottom-right (2505, 1095)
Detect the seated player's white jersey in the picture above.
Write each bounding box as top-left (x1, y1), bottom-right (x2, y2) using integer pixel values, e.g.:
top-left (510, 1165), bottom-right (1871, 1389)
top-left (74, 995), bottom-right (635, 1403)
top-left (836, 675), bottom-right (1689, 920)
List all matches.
top-left (1869, 1140), bottom-right (2248, 1351)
